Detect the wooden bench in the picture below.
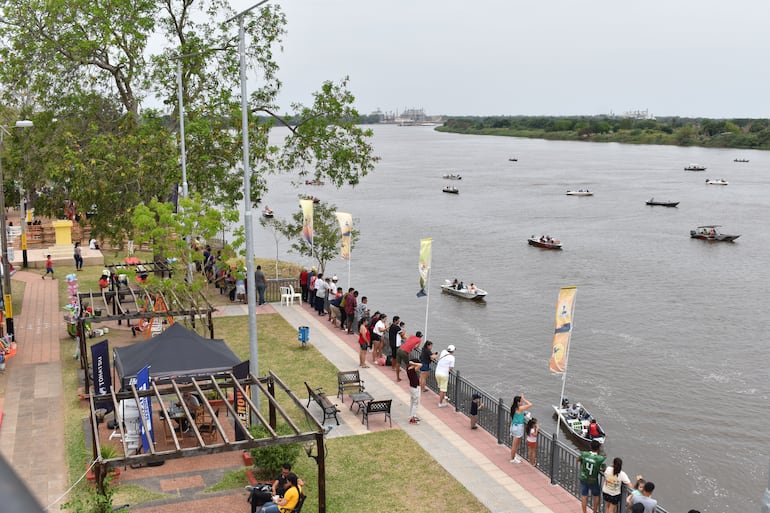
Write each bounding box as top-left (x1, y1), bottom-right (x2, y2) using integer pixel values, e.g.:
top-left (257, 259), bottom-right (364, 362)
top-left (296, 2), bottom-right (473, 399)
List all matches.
top-left (361, 399), bottom-right (392, 429)
top-left (305, 381), bottom-right (340, 425)
top-left (336, 370), bottom-right (365, 403)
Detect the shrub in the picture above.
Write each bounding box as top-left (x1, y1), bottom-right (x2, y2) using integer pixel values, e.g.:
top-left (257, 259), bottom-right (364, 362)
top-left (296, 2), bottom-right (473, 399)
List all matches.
top-left (248, 423), bottom-right (302, 478)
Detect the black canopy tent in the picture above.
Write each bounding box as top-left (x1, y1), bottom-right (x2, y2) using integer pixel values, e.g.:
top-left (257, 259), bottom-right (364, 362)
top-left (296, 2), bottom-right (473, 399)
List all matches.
top-left (113, 323), bottom-right (242, 388)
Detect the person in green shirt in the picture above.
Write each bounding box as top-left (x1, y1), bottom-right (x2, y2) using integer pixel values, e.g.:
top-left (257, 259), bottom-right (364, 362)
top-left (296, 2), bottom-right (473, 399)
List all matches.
top-left (578, 440), bottom-right (606, 513)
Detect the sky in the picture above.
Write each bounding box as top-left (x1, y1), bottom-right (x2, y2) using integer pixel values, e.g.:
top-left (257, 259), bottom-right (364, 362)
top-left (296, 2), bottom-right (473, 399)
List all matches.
top-left (227, 0), bottom-right (770, 119)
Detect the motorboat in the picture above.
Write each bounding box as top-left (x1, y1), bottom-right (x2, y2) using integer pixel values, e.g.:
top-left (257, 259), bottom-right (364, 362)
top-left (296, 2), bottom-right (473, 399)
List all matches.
top-left (684, 164), bottom-right (706, 171)
top-left (690, 225), bottom-right (740, 242)
top-left (442, 186), bottom-right (459, 194)
top-left (442, 173), bottom-right (462, 180)
top-left (528, 236), bottom-right (562, 250)
top-left (262, 206), bottom-right (274, 218)
top-left (302, 195), bottom-right (321, 204)
top-left (566, 189), bottom-right (593, 196)
top-left (646, 198), bottom-right (680, 207)
top-left (305, 178), bottom-right (324, 186)
top-left (508, 157), bottom-right (518, 162)
top-left (705, 178), bottom-right (728, 185)
top-left (553, 400), bottom-right (606, 445)
top-left (440, 279), bottom-right (487, 300)
top-left (734, 158), bottom-right (749, 163)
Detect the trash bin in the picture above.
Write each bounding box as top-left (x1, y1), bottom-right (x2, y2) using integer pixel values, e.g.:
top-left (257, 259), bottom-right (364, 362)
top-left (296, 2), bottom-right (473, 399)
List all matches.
top-left (298, 326), bottom-right (310, 347)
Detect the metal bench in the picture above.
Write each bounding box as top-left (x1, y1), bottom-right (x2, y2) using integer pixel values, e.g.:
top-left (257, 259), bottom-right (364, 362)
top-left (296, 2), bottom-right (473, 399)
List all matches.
top-left (336, 370), bottom-right (365, 403)
top-left (305, 381), bottom-right (340, 425)
top-left (361, 399), bottom-right (392, 430)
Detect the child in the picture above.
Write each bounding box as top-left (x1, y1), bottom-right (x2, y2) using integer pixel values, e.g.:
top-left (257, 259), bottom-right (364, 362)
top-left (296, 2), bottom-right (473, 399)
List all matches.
top-left (43, 255), bottom-right (54, 279)
top-left (470, 393), bottom-right (483, 429)
top-left (526, 417), bottom-right (539, 466)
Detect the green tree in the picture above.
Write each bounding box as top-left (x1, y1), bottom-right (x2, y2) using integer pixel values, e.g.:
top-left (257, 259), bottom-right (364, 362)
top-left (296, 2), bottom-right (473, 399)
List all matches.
top-left (276, 200), bottom-right (359, 274)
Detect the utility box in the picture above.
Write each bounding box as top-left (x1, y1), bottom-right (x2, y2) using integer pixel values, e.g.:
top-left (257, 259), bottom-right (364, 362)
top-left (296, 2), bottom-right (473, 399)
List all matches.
top-left (298, 326), bottom-right (310, 347)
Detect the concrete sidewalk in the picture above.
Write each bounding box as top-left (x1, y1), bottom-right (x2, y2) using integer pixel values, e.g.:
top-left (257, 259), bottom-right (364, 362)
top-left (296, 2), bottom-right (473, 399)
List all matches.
top-left (274, 303), bottom-right (577, 513)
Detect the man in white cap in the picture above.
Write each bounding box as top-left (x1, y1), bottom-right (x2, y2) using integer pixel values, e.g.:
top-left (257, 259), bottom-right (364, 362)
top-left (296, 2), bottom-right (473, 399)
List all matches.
top-left (435, 344), bottom-right (455, 407)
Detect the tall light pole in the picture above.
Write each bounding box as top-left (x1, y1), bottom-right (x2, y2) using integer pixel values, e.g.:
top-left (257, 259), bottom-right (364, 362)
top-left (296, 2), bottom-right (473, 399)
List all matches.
top-left (0, 120), bottom-right (33, 340)
top-left (226, 0), bottom-right (271, 407)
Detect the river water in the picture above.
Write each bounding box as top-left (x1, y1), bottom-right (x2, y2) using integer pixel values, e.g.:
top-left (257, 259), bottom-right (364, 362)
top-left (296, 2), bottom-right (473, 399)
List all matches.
top-left (250, 125), bottom-right (769, 513)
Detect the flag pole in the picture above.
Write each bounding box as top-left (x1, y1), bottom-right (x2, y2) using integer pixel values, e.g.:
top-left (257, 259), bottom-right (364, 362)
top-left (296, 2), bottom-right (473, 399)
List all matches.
top-left (423, 265), bottom-right (431, 340)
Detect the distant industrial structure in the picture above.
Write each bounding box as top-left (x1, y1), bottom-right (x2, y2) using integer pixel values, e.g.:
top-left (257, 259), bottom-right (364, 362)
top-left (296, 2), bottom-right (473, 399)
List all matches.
top-left (607, 108), bottom-right (656, 120)
top-left (370, 108), bottom-right (444, 125)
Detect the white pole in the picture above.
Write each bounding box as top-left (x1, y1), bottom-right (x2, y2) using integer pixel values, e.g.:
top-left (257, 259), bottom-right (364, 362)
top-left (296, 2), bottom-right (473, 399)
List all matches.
top-left (422, 260), bottom-right (432, 341)
top-left (346, 254), bottom-right (351, 291)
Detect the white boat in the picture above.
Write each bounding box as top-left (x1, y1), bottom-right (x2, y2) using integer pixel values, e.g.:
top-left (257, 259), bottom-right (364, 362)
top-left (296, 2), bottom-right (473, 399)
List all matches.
top-left (440, 279), bottom-right (487, 300)
top-left (442, 186), bottom-right (459, 194)
top-left (705, 178), bottom-right (728, 185)
top-left (552, 400), bottom-right (606, 445)
top-left (566, 189), bottom-right (593, 196)
top-left (442, 173), bottom-right (462, 180)
top-left (262, 206), bottom-right (274, 218)
top-left (685, 164), bottom-right (706, 171)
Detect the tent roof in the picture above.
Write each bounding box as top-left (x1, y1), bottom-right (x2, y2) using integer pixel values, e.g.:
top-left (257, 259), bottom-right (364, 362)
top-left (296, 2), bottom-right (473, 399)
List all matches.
top-left (113, 323), bottom-right (241, 387)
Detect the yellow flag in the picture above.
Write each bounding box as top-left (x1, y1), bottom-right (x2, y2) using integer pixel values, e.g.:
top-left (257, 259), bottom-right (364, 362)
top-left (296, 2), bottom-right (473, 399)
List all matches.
top-left (300, 199), bottom-right (314, 246)
top-left (335, 212), bottom-right (352, 260)
top-left (549, 286), bottom-right (577, 374)
top-left (417, 238), bottom-right (432, 297)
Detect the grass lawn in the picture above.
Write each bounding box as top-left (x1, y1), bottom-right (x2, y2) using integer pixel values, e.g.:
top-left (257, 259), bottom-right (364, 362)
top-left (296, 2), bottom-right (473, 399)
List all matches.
top-left (59, 257), bottom-right (489, 513)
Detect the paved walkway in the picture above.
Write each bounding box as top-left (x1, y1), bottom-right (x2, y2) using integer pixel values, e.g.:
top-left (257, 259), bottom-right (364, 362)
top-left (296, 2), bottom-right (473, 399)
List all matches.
top-left (0, 271), bottom-right (67, 510)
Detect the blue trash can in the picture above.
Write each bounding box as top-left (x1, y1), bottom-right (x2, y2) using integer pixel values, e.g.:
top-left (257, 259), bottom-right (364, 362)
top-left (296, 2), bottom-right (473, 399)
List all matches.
top-left (298, 326), bottom-right (310, 347)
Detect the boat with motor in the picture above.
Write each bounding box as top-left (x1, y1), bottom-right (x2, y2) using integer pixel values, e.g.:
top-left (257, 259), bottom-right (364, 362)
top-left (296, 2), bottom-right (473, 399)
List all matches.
top-left (305, 178), bottom-right (324, 185)
top-left (566, 189), bottom-right (593, 196)
top-left (508, 157), bottom-right (518, 162)
top-left (442, 173), bottom-right (462, 180)
top-left (262, 206), bottom-right (274, 218)
top-left (552, 399), bottom-right (606, 445)
top-left (705, 178), bottom-right (728, 185)
top-left (685, 164), bottom-right (706, 171)
top-left (734, 158), bottom-right (749, 163)
top-left (442, 186), bottom-right (459, 194)
top-left (528, 236), bottom-right (562, 250)
top-left (440, 279), bottom-right (487, 300)
top-left (646, 198), bottom-right (680, 207)
top-left (690, 225), bottom-right (740, 242)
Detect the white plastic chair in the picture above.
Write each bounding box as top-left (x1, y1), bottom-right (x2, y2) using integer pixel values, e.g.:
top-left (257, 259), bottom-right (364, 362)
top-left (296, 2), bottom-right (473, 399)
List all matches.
top-left (280, 286), bottom-right (292, 306)
top-left (289, 284), bottom-right (302, 305)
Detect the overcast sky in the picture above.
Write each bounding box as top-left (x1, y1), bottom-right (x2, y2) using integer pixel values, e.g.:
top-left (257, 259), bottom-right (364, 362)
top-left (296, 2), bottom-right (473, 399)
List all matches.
top-left (227, 0), bottom-right (770, 119)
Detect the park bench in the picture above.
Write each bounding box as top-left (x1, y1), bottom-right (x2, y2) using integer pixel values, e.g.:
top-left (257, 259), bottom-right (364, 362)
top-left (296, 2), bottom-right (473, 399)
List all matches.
top-left (336, 370), bottom-right (365, 403)
top-left (304, 381), bottom-right (340, 425)
top-left (361, 399), bottom-right (392, 430)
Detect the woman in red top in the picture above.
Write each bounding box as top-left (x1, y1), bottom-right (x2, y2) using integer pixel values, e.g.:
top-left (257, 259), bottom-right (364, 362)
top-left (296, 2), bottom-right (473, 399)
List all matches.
top-left (358, 319), bottom-right (371, 368)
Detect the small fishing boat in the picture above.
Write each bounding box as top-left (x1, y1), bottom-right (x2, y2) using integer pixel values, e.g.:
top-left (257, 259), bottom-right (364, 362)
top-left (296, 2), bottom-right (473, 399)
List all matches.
top-left (685, 164), bottom-right (706, 171)
top-left (305, 178), bottom-right (324, 186)
top-left (552, 399), bottom-right (606, 445)
top-left (262, 206), bottom-right (274, 218)
top-left (442, 173), bottom-right (462, 180)
top-left (706, 178), bottom-right (728, 185)
top-left (528, 236), bottom-right (562, 250)
top-left (302, 195), bottom-right (321, 204)
top-left (566, 189), bottom-right (593, 196)
top-left (442, 186), bottom-right (459, 194)
top-left (508, 157), bottom-right (518, 162)
top-left (440, 279), bottom-right (487, 300)
top-left (690, 225), bottom-right (740, 242)
top-left (734, 158), bottom-right (749, 163)
top-left (646, 198), bottom-right (680, 207)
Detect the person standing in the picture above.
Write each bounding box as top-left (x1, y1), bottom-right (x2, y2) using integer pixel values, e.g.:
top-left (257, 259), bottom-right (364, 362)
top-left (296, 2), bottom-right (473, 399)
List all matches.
top-left (435, 344), bottom-right (455, 407)
top-left (307, 267), bottom-right (316, 304)
top-left (602, 457), bottom-right (631, 513)
top-left (578, 440), bottom-right (607, 513)
top-left (372, 313), bottom-right (388, 362)
top-left (313, 273), bottom-right (327, 315)
top-left (43, 254), bottom-right (54, 279)
top-left (630, 482), bottom-right (657, 513)
top-left (388, 316), bottom-right (402, 375)
top-left (74, 242), bottom-right (83, 270)
top-left (509, 395), bottom-right (532, 463)
top-left (358, 319), bottom-right (371, 368)
top-left (526, 417), bottom-right (539, 465)
top-left (419, 340), bottom-right (437, 392)
top-left (254, 265), bottom-right (267, 305)
top-left (470, 393), bottom-right (483, 430)
top-left (406, 359), bottom-right (422, 424)
top-left (342, 287), bottom-right (356, 333)
top-left (299, 268), bottom-right (309, 303)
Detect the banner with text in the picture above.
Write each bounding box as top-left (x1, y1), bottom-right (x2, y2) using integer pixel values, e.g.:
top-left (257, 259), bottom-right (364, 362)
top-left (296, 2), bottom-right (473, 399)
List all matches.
top-left (335, 212), bottom-right (353, 260)
top-left (549, 286), bottom-right (577, 374)
top-left (300, 199), bottom-right (314, 246)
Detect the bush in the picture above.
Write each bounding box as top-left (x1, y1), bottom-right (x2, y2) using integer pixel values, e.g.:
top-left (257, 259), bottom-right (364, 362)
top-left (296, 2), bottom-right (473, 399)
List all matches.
top-left (248, 423), bottom-right (302, 478)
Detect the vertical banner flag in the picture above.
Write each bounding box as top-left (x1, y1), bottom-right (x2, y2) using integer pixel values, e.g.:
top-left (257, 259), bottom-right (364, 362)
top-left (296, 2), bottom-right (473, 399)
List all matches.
top-left (233, 361), bottom-right (250, 441)
top-left (137, 365), bottom-right (154, 453)
top-left (417, 238), bottom-right (432, 297)
top-left (549, 286), bottom-right (577, 374)
top-left (335, 212), bottom-right (353, 260)
top-left (300, 199), bottom-right (314, 246)
top-left (90, 339), bottom-right (114, 413)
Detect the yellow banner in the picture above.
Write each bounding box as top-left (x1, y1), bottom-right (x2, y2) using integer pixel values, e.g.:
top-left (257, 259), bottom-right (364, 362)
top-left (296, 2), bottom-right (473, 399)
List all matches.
top-left (335, 212), bottom-right (352, 260)
top-left (549, 286), bottom-right (576, 374)
top-left (300, 199), bottom-right (314, 246)
top-left (417, 238), bottom-right (432, 296)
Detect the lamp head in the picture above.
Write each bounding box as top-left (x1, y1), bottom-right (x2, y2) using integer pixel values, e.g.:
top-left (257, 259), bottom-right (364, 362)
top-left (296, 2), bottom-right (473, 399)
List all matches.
top-left (14, 120), bottom-right (33, 129)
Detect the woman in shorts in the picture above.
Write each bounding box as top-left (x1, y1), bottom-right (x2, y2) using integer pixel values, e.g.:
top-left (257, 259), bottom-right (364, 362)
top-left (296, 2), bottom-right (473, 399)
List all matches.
top-left (602, 457), bottom-right (631, 513)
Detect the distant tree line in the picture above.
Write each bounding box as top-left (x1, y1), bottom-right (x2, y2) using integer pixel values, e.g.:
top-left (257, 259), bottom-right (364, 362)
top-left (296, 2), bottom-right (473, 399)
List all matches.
top-left (436, 116), bottom-right (770, 149)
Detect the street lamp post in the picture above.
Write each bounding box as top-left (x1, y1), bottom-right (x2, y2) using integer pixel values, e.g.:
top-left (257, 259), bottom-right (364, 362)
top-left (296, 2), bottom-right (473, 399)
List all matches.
top-left (0, 120), bottom-right (33, 340)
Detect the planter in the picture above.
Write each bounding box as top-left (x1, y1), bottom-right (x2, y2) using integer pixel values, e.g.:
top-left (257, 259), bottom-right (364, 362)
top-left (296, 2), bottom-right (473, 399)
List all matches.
top-left (242, 451), bottom-right (253, 467)
top-left (86, 464), bottom-right (120, 483)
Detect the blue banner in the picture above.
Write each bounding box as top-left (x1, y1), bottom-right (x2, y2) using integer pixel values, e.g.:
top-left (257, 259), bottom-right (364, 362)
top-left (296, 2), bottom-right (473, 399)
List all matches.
top-left (90, 339), bottom-right (114, 413)
top-left (136, 365), bottom-right (153, 453)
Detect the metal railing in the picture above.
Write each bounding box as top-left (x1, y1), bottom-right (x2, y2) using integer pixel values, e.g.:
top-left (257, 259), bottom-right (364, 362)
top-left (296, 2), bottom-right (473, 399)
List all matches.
top-left (409, 355), bottom-right (671, 513)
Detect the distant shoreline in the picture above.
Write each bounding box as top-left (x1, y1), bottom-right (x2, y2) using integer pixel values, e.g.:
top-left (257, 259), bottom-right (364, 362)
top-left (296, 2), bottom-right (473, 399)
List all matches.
top-left (434, 116), bottom-right (770, 150)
